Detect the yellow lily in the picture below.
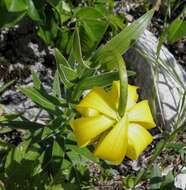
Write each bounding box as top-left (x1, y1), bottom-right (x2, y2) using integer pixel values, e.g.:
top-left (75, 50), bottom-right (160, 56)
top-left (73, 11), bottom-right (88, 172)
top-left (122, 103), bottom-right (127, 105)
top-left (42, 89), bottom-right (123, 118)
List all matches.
top-left (70, 81), bottom-right (156, 164)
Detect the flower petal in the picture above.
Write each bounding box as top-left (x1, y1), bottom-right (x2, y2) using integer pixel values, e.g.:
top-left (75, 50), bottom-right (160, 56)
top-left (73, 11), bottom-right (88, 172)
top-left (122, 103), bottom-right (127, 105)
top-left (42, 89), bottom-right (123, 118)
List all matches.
top-left (76, 87), bottom-right (117, 119)
top-left (70, 115), bottom-right (115, 147)
top-left (126, 123), bottom-right (153, 160)
top-left (109, 81), bottom-right (139, 110)
top-left (76, 106), bottom-right (100, 117)
top-left (128, 100), bottom-right (156, 129)
top-left (94, 115), bottom-right (128, 164)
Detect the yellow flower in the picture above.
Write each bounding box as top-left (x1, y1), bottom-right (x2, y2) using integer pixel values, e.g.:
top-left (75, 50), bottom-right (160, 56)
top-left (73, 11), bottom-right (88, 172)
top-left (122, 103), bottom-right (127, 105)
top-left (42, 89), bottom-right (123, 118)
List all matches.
top-left (70, 81), bottom-right (156, 164)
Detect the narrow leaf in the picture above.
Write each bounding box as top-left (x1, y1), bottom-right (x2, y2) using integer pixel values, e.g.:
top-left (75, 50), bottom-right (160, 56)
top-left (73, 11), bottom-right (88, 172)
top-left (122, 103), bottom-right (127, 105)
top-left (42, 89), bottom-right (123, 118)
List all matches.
top-left (27, 0), bottom-right (41, 21)
top-left (73, 28), bottom-right (90, 68)
top-left (0, 80), bottom-right (15, 94)
top-left (52, 70), bottom-right (61, 98)
top-left (20, 87), bottom-right (63, 114)
top-left (1, 119), bottom-right (44, 130)
top-left (4, 0), bottom-right (27, 12)
top-left (55, 48), bottom-right (77, 88)
top-left (32, 71), bottom-right (41, 89)
top-left (0, 114), bottom-right (20, 122)
top-left (167, 19), bottom-right (186, 44)
top-left (77, 70), bottom-right (135, 90)
top-left (55, 48), bottom-right (70, 67)
top-left (92, 9), bottom-right (154, 67)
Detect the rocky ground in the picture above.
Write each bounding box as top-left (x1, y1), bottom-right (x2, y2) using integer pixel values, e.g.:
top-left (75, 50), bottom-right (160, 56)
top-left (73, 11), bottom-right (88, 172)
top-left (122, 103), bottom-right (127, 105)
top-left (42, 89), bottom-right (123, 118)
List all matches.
top-left (0, 18), bottom-right (54, 121)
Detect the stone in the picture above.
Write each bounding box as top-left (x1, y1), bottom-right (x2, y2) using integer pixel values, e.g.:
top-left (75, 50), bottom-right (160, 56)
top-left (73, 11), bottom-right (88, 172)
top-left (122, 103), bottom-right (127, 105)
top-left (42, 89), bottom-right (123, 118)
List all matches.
top-left (175, 174), bottom-right (186, 190)
top-left (125, 30), bottom-right (186, 130)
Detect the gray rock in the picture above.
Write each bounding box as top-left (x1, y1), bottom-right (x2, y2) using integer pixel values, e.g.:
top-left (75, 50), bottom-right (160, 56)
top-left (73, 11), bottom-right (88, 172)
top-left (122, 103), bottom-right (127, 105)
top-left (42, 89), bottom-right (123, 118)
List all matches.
top-left (175, 174), bottom-right (186, 190)
top-left (125, 30), bottom-right (186, 130)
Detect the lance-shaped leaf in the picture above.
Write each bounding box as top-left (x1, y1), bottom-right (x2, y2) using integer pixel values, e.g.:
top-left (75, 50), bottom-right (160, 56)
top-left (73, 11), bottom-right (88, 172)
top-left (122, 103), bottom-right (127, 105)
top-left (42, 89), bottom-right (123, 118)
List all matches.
top-left (72, 28), bottom-right (91, 70)
top-left (52, 70), bottom-right (61, 98)
top-left (167, 19), bottom-right (186, 44)
top-left (4, 0), bottom-right (27, 12)
top-left (55, 48), bottom-right (77, 88)
top-left (76, 70), bottom-right (135, 90)
top-left (27, 0), bottom-right (41, 22)
top-left (0, 80), bottom-right (15, 94)
top-left (0, 114), bottom-right (20, 122)
top-left (20, 87), bottom-right (65, 115)
top-left (91, 9), bottom-right (154, 67)
top-left (31, 71), bottom-right (41, 89)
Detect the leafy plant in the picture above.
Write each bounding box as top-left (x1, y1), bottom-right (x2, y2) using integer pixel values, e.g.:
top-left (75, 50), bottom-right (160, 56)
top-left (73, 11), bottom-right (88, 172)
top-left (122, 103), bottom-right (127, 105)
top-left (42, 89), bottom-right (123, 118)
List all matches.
top-left (1, 0), bottom-right (185, 189)
top-left (0, 2), bottom-right (156, 188)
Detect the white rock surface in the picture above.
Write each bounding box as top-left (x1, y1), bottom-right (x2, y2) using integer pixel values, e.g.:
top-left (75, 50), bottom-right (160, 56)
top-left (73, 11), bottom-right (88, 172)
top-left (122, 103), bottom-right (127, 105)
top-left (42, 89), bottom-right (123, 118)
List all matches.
top-left (175, 174), bottom-right (186, 190)
top-left (125, 30), bottom-right (186, 130)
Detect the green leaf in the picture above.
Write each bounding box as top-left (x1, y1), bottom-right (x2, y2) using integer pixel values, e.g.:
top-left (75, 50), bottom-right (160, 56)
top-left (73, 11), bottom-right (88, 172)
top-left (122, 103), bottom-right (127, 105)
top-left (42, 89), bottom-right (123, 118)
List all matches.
top-left (47, 0), bottom-right (61, 6)
top-left (4, 140), bottom-right (44, 187)
top-left (27, 0), bottom-right (41, 21)
top-left (51, 140), bottom-right (64, 172)
top-left (67, 145), bottom-right (98, 163)
top-left (52, 141), bottom-right (63, 158)
top-left (47, 115), bottom-right (64, 130)
top-left (92, 9), bottom-right (154, 67)
top-left (0, 80), bottom-right (15, 94)
top-left (72, 28), bottom-right (90, 69)
top-left (55, 49), bottom-right (77, 88)
top-left (0, 127), bottom-right (13, 134)
top-left (52, 70), bottom-right (61, 98)
top-left (4, 0), bottom-right (27, 12)
top-left (0, 10), bottom-right (25, 29)
top-left (75, 7), bottom-right (108, 54)
top-left (166, 143), bottom-right (186, 152)
top-left (77, 71), bottom-right (118, 90)
top-left (1, 119), bottom-right (45, 130)
top-left (55, 48), bottom-right (70, 67)
top-left (167, 19), bottom-right (186, 44)
top-left (77, 70), bottom-right (135, 90)
top-left (73, 27), bottom-right (84, 65)
top-left (0, 114), bottom-right (20, 122)
top-left (148, 164), bottom-right (162, 190)
top-left (37, 7), bottom-right (59, 44)
top-left (20, 87), bottom-right (63, 115)
top-left (0, 0), bottom-right (26, 28)
top-left (107, 14), bottom-right (125, 31)
top-left (5, 140), bottom-right (40, 168)
top-left (160, 171), bottom-right (174, 190)
top-left (31, 71), bottom-right (41, 89)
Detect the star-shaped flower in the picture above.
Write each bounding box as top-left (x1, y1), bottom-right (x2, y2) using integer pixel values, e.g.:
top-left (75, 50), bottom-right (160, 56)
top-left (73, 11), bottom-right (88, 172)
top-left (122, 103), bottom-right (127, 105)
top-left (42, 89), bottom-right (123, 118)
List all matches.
top-left (70, 81), bottom-right (156, 164)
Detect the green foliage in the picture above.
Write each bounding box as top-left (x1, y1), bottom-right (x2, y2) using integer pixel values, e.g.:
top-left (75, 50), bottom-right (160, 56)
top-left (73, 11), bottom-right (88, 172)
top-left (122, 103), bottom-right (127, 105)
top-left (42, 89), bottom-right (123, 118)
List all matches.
top-left (2, 0), bottom-right (185, 189)
top-left (0, 80), bottom-right (15, 95)
top-left (166, 19), bottom-right (186, 44)
top-left (91, 9), bottom-right (154, 69)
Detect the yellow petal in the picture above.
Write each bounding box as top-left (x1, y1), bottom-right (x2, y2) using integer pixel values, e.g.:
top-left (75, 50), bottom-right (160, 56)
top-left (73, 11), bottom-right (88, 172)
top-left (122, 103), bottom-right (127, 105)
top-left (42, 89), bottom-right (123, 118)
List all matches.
top-left (70, 115), bottom-right (115, 147)
top-left (109, 81), bottom-right (139, 111)
top-left (76, 106), bottom-right (100, 117)
top-left (94, 115), bottom-right (128, 164)
top-left (76, 87), bottom-right (117, 119)
top-left (126, 123), bottom-right (153, 160)
top-left (128, 100), bottom-right (156, 129)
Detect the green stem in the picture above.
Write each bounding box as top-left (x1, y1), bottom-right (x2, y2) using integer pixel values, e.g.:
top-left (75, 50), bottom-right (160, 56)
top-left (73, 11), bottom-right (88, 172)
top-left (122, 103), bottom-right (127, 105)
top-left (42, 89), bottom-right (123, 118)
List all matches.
top-left (117, 55), bottom-right (128, 118)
